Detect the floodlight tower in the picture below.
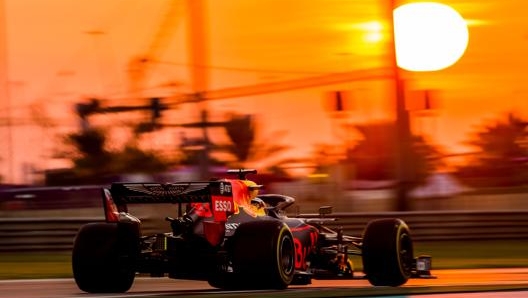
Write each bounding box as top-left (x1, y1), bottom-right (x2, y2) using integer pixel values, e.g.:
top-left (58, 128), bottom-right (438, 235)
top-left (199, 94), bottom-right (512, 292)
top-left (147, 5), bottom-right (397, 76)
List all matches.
top-left (186, 0), bottom-right (212, 180)
top-left (388, 0), bottom-right (412, 211)
top-left (388, 1), bottom-right (469, 211)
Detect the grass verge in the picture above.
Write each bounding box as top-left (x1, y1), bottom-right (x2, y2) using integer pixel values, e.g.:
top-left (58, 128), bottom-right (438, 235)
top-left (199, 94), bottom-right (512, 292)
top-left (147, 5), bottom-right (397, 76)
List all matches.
top-left (0, 252), bottom-right (72, 279)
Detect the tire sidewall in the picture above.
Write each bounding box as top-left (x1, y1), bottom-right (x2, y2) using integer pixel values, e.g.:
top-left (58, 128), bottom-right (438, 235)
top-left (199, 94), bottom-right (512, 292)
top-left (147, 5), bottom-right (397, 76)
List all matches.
top-left (229, 219), bottom-right (295, 289)
top-left (72, 222), bottom-right (139, 293)
top-left (361, 218), bottom-right (413, 286)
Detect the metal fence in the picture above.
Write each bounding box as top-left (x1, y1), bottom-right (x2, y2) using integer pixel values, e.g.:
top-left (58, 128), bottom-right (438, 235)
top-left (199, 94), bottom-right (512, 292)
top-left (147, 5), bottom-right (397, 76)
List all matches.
top-left (1, 211), bottom-right (528, 252)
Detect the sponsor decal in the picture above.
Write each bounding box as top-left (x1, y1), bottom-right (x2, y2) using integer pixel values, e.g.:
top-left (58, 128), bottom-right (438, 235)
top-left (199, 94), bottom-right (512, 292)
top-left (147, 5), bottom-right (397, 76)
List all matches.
top-left (219, 182), bottom-right (232, 195)
top-left (118, 194), bottom-right (209, 204)
top-left (118, 183), bottom-right (210, 203)
top-left (212, 196), bottom-right (234, 221)
top-left (292, 228), bottom-right (319, 270)
top-left (225, 223), bottom-right (239, 231)
top-left (124, 183), bottom-right (209, 196)
top-left (191, 203), bottom-right (212, 217)
top-left (214, 199), bottom-right (232, 212)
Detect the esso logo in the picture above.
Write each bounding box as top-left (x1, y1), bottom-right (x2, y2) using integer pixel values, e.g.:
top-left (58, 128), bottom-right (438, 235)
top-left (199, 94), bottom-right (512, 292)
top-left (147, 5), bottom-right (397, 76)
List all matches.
top-left (214, 199), bottom-right (232, 212)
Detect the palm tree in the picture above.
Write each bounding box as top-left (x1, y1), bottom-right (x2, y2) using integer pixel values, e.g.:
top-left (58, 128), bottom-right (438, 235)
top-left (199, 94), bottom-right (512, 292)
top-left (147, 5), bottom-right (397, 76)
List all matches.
top-left (65, 128), bottom-right (113, 179)
top-left (62, 128), bottom-right (170, 184)
top-left (343, 121), bottom-right (442, 187)
top-left (218, 113), bottom-right (298, 174)
top-left (309, 143), bottom-right (345, 174)
top-left (455, 112), bottom-right (528, 187)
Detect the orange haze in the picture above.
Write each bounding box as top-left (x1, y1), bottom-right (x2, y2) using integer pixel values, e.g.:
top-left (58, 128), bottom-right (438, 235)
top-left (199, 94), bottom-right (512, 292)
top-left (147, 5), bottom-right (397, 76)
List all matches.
top-left (0, 0), bottom-right (527, 183)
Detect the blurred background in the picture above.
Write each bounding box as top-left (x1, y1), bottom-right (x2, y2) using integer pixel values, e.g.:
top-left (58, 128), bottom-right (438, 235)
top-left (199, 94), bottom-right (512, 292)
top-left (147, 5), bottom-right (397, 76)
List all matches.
top-left (0, 0), bottom-right (528, 214)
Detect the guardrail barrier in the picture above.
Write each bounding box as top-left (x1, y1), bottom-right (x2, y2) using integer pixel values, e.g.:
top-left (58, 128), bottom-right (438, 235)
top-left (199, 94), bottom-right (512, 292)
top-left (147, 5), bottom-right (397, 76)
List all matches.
top-left (1, 211), bottom-right (528, 252)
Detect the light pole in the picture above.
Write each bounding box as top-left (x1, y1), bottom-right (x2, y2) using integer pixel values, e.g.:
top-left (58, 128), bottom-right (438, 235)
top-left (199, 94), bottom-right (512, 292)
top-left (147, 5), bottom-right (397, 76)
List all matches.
top-left (387, 1), bottom-right (469, 210)
top-left (186, 0), bottom-right (212, 180)
top-left (387, 0), bottom-right (412, 211)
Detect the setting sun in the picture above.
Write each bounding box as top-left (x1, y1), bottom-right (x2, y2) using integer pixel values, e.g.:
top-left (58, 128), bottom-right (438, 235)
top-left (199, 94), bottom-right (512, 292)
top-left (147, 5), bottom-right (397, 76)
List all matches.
top-left (393, 2), bottom-right (469, 71)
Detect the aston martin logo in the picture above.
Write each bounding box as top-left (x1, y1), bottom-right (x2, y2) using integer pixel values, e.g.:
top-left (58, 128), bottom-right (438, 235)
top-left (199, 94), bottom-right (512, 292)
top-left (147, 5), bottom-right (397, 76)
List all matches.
top-left (123, 183), bottom-right (209, 197)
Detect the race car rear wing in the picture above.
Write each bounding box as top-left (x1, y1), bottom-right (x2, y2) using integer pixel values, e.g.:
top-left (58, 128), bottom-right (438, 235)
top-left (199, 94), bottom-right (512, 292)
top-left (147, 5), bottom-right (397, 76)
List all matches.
top-left (109, 182), bottom-right (216, 205)
top-left (103, 181), bottom-right (235, 222)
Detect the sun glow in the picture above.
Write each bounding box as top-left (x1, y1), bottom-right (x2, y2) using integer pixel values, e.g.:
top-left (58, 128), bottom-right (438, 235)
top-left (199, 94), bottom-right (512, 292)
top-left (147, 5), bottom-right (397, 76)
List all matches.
top-left (362, 21), bottom-right (384, 43)
top-left (394, 2), bottom-right (469, 71)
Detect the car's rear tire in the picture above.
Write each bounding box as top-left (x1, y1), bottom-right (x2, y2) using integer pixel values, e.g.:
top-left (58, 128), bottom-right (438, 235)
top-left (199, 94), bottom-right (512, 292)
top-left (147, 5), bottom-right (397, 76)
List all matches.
top-left (361, 218), bottom-right (413, 287)
top-left (72, 222), bottom-right (139, 293)
top-left (210, 219), bottom-right (295, 289)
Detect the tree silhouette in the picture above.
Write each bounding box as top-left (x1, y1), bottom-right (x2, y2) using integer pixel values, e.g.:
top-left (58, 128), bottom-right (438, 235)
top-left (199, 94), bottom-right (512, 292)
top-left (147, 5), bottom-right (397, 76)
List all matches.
top-left (343, 121), bottom-right (442, 187)
top-left (65, 129), bottom-right (113, 179)
top-left (63, 128), bottom-right (170, 184)
top-left (110, 145), bottom-right (170, 174)
top-left (223, 114), bottom-right (255, 162)
top-left (217, 113), bottom-right (297, 173)
top-left (455, 113), bottom-right (528, 187)
top-left (310, 143), bottom-right (344, 174)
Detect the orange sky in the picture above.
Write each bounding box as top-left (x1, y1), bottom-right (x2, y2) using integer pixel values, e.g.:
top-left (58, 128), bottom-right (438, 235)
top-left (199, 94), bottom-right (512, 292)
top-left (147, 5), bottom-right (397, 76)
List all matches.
top-left (1, 0), bottom-right (528, 183)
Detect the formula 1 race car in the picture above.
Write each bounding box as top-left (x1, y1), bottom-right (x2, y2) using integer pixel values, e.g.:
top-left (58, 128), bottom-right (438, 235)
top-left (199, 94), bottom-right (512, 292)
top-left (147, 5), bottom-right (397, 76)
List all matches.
top-left (72, 169), bottom-right (432, 293)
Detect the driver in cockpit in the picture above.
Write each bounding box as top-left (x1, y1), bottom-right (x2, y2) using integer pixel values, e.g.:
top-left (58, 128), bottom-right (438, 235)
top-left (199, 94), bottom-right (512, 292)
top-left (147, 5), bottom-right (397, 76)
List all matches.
top-left (243, 180), bottom-right (266, 215)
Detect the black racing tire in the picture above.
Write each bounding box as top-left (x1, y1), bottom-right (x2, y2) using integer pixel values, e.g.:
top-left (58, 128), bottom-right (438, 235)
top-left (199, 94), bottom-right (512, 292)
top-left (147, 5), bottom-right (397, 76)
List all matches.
top-left (211, 219), bottom-right (295, 290)
top-left (361, 218), bottom-right (414, 287)
top-left (72, 222), bottom-right (139, 293)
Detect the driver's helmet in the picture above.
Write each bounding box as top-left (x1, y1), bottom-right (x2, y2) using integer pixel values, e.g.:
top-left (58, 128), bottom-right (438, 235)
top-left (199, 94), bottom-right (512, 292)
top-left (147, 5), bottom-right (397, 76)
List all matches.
top-left (242, 180), bottom-right (262, 201)
top-left (250, 197), bottom-right (266, 209)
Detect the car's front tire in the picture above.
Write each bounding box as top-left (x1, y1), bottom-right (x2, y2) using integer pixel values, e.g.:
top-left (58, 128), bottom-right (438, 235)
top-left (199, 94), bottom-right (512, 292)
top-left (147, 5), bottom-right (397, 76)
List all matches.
top-left (72, 222), bottom-right (139, 293)
top-left (361, 218), bottom-right (414, 286)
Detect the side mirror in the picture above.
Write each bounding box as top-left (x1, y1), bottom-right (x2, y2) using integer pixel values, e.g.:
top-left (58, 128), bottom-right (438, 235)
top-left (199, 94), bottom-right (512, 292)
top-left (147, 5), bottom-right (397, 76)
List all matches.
top-left (318, 206), bottom-right (332, 217)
